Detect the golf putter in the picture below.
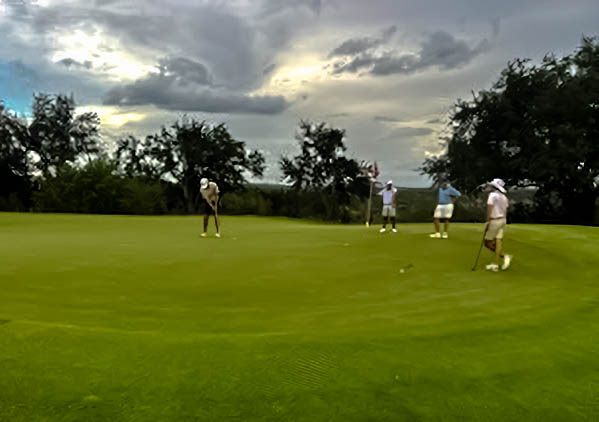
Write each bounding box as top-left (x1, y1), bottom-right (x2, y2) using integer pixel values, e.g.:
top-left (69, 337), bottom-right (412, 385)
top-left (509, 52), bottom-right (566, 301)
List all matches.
top-left (213, 202), bottom-right (220, 234)
top-left (472, 225), bottom-right (488, 271)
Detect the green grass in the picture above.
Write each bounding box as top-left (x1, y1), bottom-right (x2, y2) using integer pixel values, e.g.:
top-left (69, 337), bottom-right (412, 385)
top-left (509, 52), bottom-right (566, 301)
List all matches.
top-left (1, 213), bottom-right (598, 421)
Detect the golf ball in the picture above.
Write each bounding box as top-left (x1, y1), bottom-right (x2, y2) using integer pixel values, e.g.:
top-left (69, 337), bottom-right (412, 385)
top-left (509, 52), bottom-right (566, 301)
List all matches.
top-left (400, 269), bottom-right (405, 273)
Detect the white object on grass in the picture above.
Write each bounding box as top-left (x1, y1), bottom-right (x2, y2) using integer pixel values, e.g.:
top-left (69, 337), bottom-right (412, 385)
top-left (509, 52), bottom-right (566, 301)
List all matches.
top-left (502, 255), bottom-right (512, 270)
top-left (485, 263), bottom-right (499, 272)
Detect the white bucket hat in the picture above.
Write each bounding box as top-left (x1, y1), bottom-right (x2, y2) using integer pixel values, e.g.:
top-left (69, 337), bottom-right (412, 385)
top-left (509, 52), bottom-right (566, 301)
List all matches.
top-left (200, 178), bottom-right (209, 189)
top-left (488, 178), bottom-right (506, 193)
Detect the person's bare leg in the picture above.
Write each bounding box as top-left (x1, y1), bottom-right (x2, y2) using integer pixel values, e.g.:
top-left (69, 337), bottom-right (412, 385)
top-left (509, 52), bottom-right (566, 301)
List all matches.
top-left (382, 217), bottom-right (388, 228)
top-left (203, 215), bottom-right (209, 234)
top-left (391, 217), bottom-right (396, 229)
top-left (501, 238), bottom-right (512, 269)
top-left (434, 218), bottom-right (440, 233)
top-left (495, 239), bottom-right (503, 266)
top-left (484, 239), bottom-right (496, 252)
top-left (444, 219), bottom-right (450, 233)
top-left (214, 213), bottom-right (220, 233)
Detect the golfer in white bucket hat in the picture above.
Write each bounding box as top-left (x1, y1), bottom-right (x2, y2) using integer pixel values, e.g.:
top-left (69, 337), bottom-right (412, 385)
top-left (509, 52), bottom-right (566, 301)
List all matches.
top-left (200, 177), bottom-right (221, 237)
top-left (483, 178), bottom-right (512, 271)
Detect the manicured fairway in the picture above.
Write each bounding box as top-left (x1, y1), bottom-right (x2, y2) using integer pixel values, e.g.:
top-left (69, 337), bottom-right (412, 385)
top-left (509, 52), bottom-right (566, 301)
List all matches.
top-left (1, 213), bottom-right (598, 421)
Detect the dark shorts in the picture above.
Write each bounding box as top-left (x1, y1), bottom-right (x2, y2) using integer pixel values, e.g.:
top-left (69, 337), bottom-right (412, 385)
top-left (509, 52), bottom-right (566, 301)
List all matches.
top-left (201, 200), bottom-right (217, 215)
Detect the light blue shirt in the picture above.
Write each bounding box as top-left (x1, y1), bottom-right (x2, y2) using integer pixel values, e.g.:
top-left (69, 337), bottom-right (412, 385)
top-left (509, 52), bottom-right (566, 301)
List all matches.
top-left (438, 186), bottom-right (461, 205)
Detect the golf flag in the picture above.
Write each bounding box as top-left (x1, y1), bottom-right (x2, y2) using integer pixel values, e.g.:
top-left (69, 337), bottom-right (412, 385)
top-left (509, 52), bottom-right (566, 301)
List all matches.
top-left (368, 162), bottom-right (380, 183)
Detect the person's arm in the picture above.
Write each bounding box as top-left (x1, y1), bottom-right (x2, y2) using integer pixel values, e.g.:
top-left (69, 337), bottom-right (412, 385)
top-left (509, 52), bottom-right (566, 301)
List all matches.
top-left (392, 189), bottom-right (397, 208)
top-left (486, 195), bottom-right (494, 222)
top-left (451, 188), bottom-right (462, 203)
top-left (210, 184), bottom-right (219, 210)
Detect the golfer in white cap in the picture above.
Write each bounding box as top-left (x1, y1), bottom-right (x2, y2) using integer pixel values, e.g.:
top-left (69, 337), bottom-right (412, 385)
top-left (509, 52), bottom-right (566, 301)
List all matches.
top-left (484, 178), bottom-right (512, 271)
top-left (430, 182), bottom-right (461, 239)
top-left (379, 180), bottom-right (397, 233)
top-left (200, 177), bottom-right (220, 237)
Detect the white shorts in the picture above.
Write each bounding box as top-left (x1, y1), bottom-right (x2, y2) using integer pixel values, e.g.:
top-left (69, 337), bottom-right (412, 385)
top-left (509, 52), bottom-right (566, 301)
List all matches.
top-left (434, 204), bottom-right (454, 219)
top-left (382, 205), bottom-right (396, 217)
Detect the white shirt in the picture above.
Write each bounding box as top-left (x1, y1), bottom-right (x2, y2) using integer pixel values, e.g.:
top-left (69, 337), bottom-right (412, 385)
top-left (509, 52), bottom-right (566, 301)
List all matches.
top-left (200, 182), bottom-right (219, 202)
top-left (487, 191), bottom-right (508, 219)
top-left (379, 187), bottom-right (397, 205)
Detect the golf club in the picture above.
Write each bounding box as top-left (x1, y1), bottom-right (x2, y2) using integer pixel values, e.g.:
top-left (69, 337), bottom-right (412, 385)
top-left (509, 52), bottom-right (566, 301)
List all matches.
top-left (213, 201), bottom-right (221, 236)
top-left (472, 225), bottom-right (488, 271)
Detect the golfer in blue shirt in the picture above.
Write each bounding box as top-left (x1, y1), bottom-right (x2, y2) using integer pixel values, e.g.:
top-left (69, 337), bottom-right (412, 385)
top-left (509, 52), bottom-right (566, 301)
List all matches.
top-left (430, 182), bottom-right (461, 239)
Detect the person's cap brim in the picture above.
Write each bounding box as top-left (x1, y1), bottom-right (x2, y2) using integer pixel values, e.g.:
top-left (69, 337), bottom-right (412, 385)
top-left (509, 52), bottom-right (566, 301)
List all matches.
top-left (488, 182), bottom-right (506, 193)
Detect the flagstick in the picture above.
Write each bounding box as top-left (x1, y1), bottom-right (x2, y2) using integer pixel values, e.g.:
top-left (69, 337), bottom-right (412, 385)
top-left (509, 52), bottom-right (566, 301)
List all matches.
top-left (365, 180), bottom-right (373, 227)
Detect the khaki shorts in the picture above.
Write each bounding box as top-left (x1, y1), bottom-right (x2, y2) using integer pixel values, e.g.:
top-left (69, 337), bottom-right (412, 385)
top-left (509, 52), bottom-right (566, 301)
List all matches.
top-left (382, 205), bottom-right (396, 217)
top-left (485, 218), bottom-right (506, 240)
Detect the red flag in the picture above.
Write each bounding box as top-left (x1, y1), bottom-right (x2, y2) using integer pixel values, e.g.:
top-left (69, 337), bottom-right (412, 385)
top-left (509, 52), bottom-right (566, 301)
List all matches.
top-left (368, 162), bottom-right (379, 183)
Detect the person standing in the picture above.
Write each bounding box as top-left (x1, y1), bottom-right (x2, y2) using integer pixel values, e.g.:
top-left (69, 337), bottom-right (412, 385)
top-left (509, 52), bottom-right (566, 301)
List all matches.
top-left (200, 177), bottom-right (220, 238)
top-left (484, 178), bottom-right (512, 271)
top-left (430, 182), bottom-right (461, 239)
top-left (379, 180), bottom-right (397, 233)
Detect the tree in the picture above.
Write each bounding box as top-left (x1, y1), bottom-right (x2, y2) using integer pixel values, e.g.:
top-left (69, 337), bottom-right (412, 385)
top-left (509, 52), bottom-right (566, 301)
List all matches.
top-left (115, 135), bottom-right (162, 180)
top-left (116, 117), bottom-right (265, 213)
top-left (25, 93), bottom-right (101, 176)
top-left (0, 102), bottom-right (31, 210)
top-left (421, 37), bottom-right (599, 223)
top-left (280, 120), bottom-right (369, 201)
top-left (33, 159), bottom-right (166, 215)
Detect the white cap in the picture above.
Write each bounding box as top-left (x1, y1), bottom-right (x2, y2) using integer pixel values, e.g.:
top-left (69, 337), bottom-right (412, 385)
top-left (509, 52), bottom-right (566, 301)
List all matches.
top-left (200, 178), bottom-right (209, 189)
top-left (386, 180), bottom-right (393, 185)
top-left (488, 178), bottom-right (506, 193)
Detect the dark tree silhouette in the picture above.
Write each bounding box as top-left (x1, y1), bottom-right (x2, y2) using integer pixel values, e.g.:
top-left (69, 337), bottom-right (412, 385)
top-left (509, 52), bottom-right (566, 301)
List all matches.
top-left (0, 102), bottom-right (31, 209)
top-left (422, 37), bottom-right (599, 223)
top-left (116, 117), bottom-right (265, 213)
top-left (280, 120), bottom-right (369, 201)
top-left (25, 93), bottom-right (101, 176)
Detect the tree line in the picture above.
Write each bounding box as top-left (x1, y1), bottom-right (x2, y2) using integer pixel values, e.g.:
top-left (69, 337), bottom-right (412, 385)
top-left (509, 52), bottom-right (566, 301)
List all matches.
top-left (2, 37), bottom-right (598, 224)
top-left (0, 94), bottom-right (370, 221)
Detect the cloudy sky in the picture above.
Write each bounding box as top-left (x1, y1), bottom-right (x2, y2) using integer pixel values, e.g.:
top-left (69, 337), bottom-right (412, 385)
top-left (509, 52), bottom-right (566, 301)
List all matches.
top-left (1, 0), bottom-right (598, 186)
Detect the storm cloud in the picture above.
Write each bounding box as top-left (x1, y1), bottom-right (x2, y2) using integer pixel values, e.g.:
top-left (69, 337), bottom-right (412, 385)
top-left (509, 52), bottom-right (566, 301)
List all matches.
top-left (332, 31), bottom-right (489, 76)
top-left (103, 61), bottom-right (289, 114)
top-left (1, 0), bottom-right (598, 186)
top-left (328, 25), bottom-right (397, 58)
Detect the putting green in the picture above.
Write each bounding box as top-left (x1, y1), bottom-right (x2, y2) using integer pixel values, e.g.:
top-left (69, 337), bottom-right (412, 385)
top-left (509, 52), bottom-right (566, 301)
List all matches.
top-left (1, 213), bottom-right (598, 421)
